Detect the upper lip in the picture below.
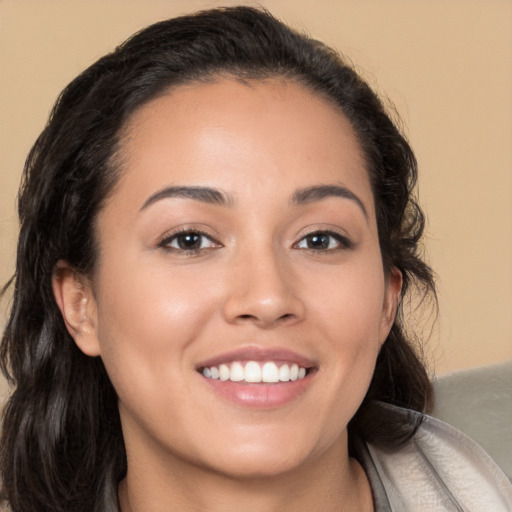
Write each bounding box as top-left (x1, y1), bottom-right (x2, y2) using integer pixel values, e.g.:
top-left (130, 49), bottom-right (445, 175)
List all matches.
top-left (196, 346), bottom-right (317, 370)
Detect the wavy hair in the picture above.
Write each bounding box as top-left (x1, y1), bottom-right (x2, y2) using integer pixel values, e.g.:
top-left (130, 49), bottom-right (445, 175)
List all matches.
top-left (0, 6), bottom-right (435, 510)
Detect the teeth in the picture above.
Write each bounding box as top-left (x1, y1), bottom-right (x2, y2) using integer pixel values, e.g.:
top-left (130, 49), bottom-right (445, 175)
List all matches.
top-left (245, 361), bottom-right (261, 382)
top-left (230, 362), bottom-right (245, 381)
top-left (278, 364), bottom-right (290, 382)
top-left (201, 361), bottom-right (309, 383)
top-left (262, 362), bottom-right (279, 383)
top-left (219, 364), bottom-right (230, 381)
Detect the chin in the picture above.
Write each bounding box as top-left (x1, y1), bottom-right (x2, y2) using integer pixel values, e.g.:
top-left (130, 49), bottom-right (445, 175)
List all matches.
top-left (192, 427), bottom-right (343, 481)
top-left (204, 448), bottom-right (310, 480)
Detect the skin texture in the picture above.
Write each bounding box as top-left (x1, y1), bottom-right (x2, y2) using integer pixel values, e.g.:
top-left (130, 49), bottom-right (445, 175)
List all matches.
top-left (54, 78), bottom-right (401, 512)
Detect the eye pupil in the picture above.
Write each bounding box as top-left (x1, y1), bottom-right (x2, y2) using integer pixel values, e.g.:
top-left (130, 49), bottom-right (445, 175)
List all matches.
top-left (308, 234), bottom-right (329, 249)
top-left (178, 233), bottom-right (201, 249)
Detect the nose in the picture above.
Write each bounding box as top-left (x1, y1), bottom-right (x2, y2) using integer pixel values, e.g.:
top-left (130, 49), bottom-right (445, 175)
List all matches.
top-left (222, 247), bottom-right (306, 328)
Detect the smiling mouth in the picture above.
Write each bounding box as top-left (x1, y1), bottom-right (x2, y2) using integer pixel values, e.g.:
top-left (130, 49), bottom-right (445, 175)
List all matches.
top-left (199, 361), bottom-right (311, 383)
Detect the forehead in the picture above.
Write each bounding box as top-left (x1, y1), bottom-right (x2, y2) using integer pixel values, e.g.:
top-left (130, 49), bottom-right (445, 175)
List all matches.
top-left (113, 77), bottom-right (373, 215)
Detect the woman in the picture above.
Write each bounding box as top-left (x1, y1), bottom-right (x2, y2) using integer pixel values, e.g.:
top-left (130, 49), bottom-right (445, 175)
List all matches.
top-left (1, 6), bottom-right (510, 511)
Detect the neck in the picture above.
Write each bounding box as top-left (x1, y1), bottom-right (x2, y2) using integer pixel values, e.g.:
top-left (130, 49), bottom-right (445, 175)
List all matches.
top-left (118, 441), bottom-right (373, 512)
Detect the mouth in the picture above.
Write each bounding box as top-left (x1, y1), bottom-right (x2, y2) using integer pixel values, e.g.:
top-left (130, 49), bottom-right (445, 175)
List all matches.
top-left (196, 348), bottom-right (317, 408)
top-left (199, 361), bottom-right (310, 383)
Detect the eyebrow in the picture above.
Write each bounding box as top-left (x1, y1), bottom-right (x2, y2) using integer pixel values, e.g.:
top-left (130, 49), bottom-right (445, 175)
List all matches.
top-left (140, 185), bottom-right (232, 211)
top-left (292, 184), bottom-right (368, 218)
top-left (140, 183), bottom-right (367, 218)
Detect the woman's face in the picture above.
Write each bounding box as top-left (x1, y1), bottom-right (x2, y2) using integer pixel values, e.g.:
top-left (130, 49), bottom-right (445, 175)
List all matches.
top-left (62, 78), bottom-right (400, 478)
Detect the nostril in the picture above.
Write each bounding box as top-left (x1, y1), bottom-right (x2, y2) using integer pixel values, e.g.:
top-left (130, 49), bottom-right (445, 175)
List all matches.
top-left (224, 290), bottom-right (305, 327)
top-left (234, 312), bottom-right (296, 325)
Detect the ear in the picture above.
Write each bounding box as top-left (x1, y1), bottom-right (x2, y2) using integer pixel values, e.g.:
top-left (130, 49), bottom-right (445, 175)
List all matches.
top-left (379, 267), bottom-right (403, 345)
top-left (52, 260), bottom-right (101, 357)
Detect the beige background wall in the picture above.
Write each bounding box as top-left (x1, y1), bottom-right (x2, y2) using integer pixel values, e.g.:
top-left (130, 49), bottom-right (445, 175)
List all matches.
top-left (1, 0), bottom-right (511, 398)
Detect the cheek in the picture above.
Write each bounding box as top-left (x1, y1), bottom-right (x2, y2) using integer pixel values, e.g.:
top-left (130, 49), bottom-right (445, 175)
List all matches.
top-left (308, 257), bottom-right (387, 335)
top-left (92, 258), bottom-right (221, 392)
top-left (306, 255), bottom-right (386, 386)
top-left (96, 253), bottom-right (216, 334)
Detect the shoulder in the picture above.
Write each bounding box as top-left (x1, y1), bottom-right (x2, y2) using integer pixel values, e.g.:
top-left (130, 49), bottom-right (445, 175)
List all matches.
top-left (364, 403), bottom-right (512, 511)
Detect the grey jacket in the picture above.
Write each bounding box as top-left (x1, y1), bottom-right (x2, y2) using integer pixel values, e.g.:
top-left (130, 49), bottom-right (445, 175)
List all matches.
top-left (354, 404), bottom-right (512, 511)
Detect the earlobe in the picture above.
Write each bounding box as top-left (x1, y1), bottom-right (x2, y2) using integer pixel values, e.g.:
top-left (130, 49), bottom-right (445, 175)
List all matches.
top-left (52, 260), bottom-right (101, 357)
top-left (380, 267), bottom-right (403, 343)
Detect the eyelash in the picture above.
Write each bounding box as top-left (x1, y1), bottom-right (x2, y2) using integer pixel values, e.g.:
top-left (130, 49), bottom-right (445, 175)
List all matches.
top-left (157, 229), bottom-right (221, 253)
top-left (157, 228), bottom-right (352, 255)
top-left (294, 230), bottom-right (353, 252)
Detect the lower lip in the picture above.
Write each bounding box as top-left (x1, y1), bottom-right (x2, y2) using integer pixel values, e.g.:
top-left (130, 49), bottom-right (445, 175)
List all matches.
top-left (201, 374), bottom-right (313, 408)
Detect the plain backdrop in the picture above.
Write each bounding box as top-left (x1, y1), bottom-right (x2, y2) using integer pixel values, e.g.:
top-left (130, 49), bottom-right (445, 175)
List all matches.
top-left (1, 0), bottom-right (511, 400)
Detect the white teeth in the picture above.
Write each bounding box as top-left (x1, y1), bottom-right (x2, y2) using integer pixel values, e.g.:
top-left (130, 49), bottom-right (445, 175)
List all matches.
top-left (244, 361), bottom-right (261, 382)
top-left (230, 362), bottom-right (245, 381)
top-left (278, 364), bottom-right (290, 382)
top-left (262, 362), bottom-right (279, 383)
top-left (290, 363), bottom-right (299, 381)
top-left (219, 364), bottom-right (230, 381)
top-left (201, 360), bottom-right (309, 383)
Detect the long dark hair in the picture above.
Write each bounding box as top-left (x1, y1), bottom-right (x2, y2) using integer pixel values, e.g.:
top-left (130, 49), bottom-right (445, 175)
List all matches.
top-left (0, 6), bottom-right (435, 510)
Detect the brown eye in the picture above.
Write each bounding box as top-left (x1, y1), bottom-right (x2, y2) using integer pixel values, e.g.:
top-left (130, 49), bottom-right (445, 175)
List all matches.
top-left (295, 231), bottom-right (352, 251)
top-left (159, 231), bottom-right (220, 252)
top-left (174, 233), bottom-right (203, 250)
top-left (304, 233), bottom-right (330, 249)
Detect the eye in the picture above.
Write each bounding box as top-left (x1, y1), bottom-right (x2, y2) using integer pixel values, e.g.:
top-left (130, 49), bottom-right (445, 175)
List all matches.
top-left (295, 231), bottom-right (352, 251)
top-left (158, 230), bottom-right (220, 252)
